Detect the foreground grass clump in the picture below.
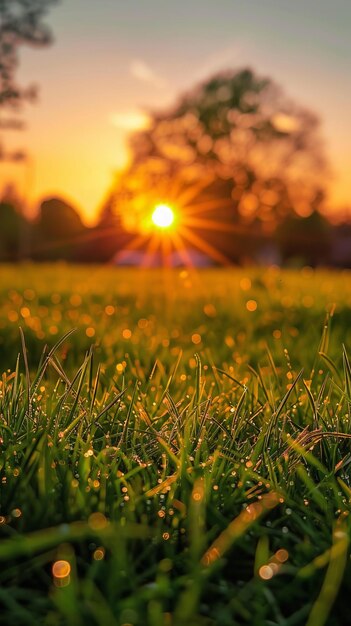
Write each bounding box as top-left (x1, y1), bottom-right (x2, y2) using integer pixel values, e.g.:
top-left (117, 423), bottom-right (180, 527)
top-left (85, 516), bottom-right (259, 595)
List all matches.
top-left (1, 265), bottom-right (351, 625)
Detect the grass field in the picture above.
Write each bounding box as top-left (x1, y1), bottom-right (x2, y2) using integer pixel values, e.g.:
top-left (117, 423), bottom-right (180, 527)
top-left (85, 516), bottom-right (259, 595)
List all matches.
top-left (1, 264), bottom-right (351, 626)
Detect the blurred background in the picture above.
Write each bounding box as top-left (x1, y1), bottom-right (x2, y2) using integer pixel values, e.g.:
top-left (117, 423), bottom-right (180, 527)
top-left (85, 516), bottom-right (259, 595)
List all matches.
top-left (1, 0), bottom-right (350, 267)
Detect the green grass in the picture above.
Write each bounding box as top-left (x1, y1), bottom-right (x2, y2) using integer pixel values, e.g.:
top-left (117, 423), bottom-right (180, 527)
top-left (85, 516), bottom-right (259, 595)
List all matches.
top-left (1, 264), bottom-right (351, 625)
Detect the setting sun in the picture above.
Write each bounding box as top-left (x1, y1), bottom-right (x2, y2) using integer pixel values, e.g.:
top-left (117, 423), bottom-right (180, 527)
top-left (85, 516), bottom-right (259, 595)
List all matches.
top-left (151, 204), bottom-right (175, 229)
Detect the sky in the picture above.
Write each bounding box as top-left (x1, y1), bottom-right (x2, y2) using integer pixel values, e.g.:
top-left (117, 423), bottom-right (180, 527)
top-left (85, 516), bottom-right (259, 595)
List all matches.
top-left (1, 0), bottom-right (350, 223)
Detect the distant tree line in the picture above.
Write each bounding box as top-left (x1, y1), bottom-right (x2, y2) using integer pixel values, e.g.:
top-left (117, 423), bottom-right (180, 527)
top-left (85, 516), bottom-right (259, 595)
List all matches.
top-left (1, 192), bottom-right (351, 267)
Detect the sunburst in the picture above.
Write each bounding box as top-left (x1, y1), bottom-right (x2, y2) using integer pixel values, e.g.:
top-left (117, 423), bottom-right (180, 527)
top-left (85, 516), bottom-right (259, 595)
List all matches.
top-left (110, 172), bottom-right (245, 267)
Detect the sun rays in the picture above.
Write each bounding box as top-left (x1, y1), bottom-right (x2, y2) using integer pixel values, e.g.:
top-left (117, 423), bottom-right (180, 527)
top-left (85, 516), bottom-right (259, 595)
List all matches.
top-left (109, 173), bottom-right (240, 267)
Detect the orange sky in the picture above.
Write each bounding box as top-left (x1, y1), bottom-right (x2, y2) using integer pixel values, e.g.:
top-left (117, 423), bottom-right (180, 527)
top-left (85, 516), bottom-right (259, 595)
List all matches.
top-left (1, 0), bottom-right (350, 223)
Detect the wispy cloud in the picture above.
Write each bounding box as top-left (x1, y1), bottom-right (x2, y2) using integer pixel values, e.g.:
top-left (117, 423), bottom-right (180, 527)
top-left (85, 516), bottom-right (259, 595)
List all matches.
top-left (110, 109), bottom-right (151, 131)
top-left (130, 59), bottom-right (167, 89)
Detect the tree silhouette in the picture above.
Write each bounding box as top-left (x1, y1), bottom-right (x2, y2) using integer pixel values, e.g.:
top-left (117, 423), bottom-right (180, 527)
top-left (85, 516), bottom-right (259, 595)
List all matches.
top-left (108, 68), bottom-right (328, 263)
top-left (0, 0), bottom-right (58, 161)
top-left (0, 189), bottom-right (30, 262)
top-left (277, 192), bottom-right (332, 266)
top-left (33, 197), bottom-right (87, 261)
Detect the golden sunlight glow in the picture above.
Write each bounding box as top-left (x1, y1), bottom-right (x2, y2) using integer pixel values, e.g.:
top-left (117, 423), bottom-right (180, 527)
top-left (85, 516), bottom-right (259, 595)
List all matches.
top-left (152, 204), bottom-right (175, 229)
